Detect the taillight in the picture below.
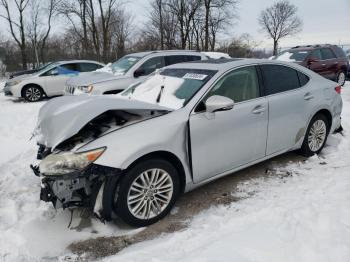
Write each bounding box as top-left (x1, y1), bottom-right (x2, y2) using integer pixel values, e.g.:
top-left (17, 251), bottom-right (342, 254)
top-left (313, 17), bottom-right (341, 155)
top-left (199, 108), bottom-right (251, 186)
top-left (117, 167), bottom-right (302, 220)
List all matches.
top-left (335, 86), bottom-right (341, 94)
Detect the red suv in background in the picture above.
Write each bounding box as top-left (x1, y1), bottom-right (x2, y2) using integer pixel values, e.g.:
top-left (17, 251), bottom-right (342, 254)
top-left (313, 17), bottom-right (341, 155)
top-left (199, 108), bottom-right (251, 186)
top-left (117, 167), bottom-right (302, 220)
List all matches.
top-left (274, 44), bottom-right (349, 86)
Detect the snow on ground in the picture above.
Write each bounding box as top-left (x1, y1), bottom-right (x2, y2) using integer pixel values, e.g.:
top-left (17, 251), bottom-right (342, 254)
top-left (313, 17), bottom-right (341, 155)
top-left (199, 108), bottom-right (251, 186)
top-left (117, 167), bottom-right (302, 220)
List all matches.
top-left (0, 83), bottom-right (350, 261)
top-left (0, 79), bottom-right (5, 90)
top-left (0, 95), bottom-right (138, 261)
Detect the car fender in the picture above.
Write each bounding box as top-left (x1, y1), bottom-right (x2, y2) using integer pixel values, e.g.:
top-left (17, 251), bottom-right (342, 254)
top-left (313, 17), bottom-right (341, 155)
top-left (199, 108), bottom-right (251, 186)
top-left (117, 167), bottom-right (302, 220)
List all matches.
top-left (76, 110), bottom-right (193, 183)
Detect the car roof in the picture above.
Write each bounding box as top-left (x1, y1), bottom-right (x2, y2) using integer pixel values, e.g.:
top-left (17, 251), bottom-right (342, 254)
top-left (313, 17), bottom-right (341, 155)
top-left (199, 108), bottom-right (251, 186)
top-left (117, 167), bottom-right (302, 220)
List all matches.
top-left (57, 60), bottom-right (105, 65)
top-left (287, 44), bottom-right (339, 52)
top-left (165, 58), bottom-right (309, 73)
top-left (126, 50), bottom-right (206, 58)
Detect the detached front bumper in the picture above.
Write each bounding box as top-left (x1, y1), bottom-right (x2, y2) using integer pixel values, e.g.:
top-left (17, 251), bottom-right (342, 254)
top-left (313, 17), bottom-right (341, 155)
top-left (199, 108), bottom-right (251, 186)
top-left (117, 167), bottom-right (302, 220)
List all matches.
top-left (31, 163), bottom-right (122, 210)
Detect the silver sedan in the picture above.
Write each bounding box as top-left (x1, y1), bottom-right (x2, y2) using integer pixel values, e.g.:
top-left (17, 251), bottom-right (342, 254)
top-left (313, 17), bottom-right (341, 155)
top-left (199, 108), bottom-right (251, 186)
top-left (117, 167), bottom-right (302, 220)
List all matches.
top-left (33, 59), bottom-right (342, 227)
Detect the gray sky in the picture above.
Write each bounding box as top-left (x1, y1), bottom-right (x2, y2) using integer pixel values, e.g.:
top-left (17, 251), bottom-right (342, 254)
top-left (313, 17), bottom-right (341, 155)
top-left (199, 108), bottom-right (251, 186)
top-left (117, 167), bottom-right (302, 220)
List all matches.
top-left (1, 0), bottom-right (350, 49)
top-left (128, 0), bottom-right (350, 49)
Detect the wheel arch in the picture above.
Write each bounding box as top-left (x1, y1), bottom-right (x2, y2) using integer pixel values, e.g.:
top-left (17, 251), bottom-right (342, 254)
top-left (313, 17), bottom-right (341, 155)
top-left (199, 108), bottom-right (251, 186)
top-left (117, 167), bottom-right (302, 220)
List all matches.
top-left (126, 150), bottom-right (187, 194)
top-left (21, 83), bottom-right (46, 98)
top-left (340, 65), bottom-right (348, 74)
top-left (313, 109), bottom-right (332, 132)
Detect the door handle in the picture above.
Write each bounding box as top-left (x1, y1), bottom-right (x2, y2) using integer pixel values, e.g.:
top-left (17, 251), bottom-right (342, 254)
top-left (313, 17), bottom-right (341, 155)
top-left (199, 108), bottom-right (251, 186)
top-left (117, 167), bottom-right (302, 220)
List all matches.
top-left (252, 105), bottom-right (265, 114)
top-left (304, 92), bottom-right (314, 100)
top-left (321, 64), bottom-right (326, 66)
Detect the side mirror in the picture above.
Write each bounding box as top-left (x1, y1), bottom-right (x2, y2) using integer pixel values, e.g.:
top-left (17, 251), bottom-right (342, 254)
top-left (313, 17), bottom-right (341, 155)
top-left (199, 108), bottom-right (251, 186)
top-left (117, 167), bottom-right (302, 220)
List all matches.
top-left (205, 95), bottom-right (234, 113)
top-left (134, 68), bottom-right (145, 78)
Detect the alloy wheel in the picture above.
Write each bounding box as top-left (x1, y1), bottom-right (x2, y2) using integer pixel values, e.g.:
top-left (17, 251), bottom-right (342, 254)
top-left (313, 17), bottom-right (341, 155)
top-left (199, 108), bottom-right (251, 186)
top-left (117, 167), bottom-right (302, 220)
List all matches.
top-left (127, 168), bottom-right (174, 220)
top-left (25, 87), bottom-right (42, 102)
top-left (308, 120), bottom-right (327, 152)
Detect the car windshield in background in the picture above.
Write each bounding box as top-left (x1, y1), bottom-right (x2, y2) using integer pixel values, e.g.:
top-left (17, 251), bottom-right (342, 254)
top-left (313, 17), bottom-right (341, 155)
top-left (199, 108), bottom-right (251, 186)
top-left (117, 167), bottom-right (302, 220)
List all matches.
top-left (111, 55), bottom-right (142, 75)
top-left (38, 62), bottom-right (60, 74)
top-left (120, 68), bottom-right (217, 109)
top-left (275, 50), bottom-right (310, 62)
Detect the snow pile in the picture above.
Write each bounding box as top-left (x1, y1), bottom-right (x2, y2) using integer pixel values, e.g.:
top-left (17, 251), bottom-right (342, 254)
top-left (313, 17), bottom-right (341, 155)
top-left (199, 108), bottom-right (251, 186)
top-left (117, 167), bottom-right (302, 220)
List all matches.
top-left (96, 63), bottom-right (113, 74)
top-left (202, 51), bottom-right (231, 59)
top-left (122, 74), bottom-right (185, 109)
top-left (0, 79), bottom-right (5, 90)
top-left (0, 83), bottom-right (350, 261)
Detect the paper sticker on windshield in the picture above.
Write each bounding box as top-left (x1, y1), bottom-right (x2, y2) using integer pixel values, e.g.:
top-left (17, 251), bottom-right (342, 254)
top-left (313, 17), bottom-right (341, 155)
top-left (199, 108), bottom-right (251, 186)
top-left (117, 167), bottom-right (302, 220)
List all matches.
top-left (183, 73), bottom-right (207, 81)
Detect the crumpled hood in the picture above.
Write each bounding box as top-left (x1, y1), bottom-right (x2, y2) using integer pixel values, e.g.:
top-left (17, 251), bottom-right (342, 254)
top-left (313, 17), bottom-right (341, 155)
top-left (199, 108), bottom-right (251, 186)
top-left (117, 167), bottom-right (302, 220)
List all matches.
top-left (66, 71), bottom-right (127, 86)
top-left (35, 95), bottom-right (172, 149)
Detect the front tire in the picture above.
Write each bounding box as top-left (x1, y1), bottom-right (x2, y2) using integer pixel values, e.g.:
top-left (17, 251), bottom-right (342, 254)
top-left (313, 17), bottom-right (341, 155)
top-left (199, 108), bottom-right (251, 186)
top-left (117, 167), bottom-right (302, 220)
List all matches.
top-left (22, 85), bottom-right (44, 102)
top-left (299, 114), bottom-right (329, 157)
top-left (111, 158), bottom-right (180, 227)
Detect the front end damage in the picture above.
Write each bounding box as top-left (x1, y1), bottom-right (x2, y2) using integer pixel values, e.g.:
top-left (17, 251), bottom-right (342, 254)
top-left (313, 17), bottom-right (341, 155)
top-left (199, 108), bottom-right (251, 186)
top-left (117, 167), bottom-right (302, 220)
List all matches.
top-left (32, 163), bottom-right (121, 220)
top-left (30, 96), bottom-right (171, 220)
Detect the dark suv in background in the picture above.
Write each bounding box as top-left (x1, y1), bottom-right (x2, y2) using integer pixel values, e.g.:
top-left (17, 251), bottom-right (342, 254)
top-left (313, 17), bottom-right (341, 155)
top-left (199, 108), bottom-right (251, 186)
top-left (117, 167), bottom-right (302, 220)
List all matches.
top-left (275, 44), bottom-right (348, 86)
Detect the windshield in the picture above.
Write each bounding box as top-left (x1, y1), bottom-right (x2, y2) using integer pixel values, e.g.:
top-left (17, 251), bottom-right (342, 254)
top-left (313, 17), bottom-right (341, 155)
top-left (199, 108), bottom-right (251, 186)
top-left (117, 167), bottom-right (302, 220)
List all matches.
top-left (120, 68), bottom-right (217, 110)
top-left (275, 50), bottom-right (310, 62)
top-left (37, 62), bottom-right (60, 74)
top-left (111, 55), bottom-right (143, 75)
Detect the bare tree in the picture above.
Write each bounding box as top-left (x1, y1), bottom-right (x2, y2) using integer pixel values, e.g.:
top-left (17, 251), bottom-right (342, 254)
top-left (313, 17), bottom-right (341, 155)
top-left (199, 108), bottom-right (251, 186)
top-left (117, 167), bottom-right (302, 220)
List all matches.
top-left (167, 0), bottom-right (202, 49)
top-left (27, 0), bottom-right (59, 66)
top-left (203, 0), bottom-right (238, 51)
top-left (0, 0), bottom-right (30, 69)
top-left (258, 0), bottom-right (302, 55)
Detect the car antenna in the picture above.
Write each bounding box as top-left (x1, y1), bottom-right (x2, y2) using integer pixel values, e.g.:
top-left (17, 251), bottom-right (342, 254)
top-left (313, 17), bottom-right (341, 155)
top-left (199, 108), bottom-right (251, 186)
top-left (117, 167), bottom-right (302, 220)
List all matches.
top-left (156, 85), bottom-right (164, 103)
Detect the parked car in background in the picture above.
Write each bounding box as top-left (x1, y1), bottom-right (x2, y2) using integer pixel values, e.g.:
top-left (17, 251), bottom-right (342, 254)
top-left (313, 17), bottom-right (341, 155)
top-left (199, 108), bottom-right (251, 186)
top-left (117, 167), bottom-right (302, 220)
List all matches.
top-left (9, 62), bottom-right (55, 79)
top-left (64, 50), bottom-right (207, 96)
top-left (274, 44), bottom-right (349, 86)
top-left (33, 59), bottom-right (342, 227)
top-left (201, 52), bottom-right (231, 59)
top-left (3, 60), bottom-right (104, 102)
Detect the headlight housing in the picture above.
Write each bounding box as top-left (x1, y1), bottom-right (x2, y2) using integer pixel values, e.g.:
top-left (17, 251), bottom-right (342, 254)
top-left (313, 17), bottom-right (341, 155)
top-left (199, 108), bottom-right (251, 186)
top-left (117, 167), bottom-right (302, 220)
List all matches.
top-left (6, 80), bottom-right (22, 87)
top-left (39, 148), bottom-right (105, 176)
top-left (78, 85), bottom-right (94, 93)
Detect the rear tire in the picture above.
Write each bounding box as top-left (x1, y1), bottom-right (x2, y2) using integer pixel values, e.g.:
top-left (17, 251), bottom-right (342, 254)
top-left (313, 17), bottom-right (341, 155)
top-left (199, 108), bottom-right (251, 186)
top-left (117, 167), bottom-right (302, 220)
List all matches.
top-left (109, 158), bottom-right (180, 227)
top-left (22, 85), bottom-right (44, 102)
top-left (299, 114), bottom-right (329, 157)
top-left (336, 71), bottom-right (346, 86)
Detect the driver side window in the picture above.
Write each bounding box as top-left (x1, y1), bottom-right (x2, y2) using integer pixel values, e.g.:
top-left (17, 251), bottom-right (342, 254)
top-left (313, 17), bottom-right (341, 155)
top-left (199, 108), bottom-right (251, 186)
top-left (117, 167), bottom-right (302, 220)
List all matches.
top-left (206, 66), bottom-right (260, 103)
top-left (137, 56), bottom-right (165, 76)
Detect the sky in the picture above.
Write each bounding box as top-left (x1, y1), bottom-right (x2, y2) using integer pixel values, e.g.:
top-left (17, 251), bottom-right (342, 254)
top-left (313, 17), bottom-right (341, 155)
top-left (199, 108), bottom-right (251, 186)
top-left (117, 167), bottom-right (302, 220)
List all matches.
top-left (1, 0), bottom-right (350, 50)
top-left (128, 0), bottom-right (350, 49)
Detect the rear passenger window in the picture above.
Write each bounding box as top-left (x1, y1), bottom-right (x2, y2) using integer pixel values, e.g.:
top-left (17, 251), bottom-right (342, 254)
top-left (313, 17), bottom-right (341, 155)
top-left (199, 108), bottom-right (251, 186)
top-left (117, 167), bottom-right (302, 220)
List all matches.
top-left (321, 48), bottom-right (336, 60)
top-left (333, 46), bottom-right (346, 58)
top-left (261, 65), bottom-right (300, 95)
top-left (79, 63), bottom-right (100, 72)
top-left (185, 55), bottom-right (201, 62)
top-left (297, 71), bottom-right (310, 87)
top-left (165, 55), bottom-right (202, 66)
top-left (138, 56), bottom-right (164, 75)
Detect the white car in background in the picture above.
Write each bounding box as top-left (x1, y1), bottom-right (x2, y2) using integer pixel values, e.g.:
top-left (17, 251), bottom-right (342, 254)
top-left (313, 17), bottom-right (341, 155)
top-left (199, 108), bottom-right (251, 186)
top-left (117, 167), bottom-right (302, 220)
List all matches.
top-left (64, 51), bottom-right (208, 96)
top-left (3, 60), bottom-right (104, 102)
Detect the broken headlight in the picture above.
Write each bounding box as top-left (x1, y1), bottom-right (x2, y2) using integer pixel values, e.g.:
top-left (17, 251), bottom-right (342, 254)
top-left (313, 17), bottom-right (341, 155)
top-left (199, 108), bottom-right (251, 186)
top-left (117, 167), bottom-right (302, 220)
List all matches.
top-left (39, 147), bottom-right (105, 176)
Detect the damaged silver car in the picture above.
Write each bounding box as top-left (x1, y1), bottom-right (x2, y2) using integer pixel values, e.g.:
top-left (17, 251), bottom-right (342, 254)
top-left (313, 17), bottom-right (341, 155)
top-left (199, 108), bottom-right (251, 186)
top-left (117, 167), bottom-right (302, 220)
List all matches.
top-left (31, 59), bottom-right (342, 227)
